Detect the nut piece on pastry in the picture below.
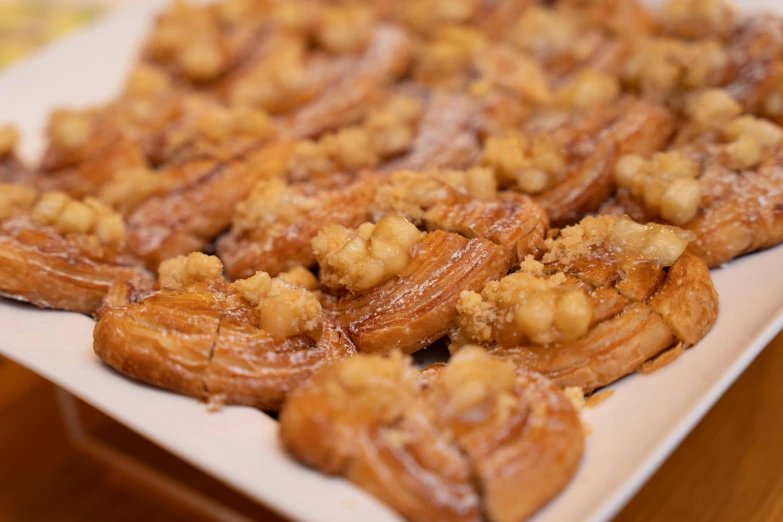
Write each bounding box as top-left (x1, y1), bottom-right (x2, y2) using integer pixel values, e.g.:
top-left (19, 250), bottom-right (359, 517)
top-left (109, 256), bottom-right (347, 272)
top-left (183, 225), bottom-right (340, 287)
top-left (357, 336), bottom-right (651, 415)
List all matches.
top-left (455, 258), bottom-right (593, 347)
top-left (483, 96), bottom-right (676, 227)
top-left (312, 214), bottom-right (423, 293)
top-left (320, 219), bottom-right (514, 355)
top-left (451, 216), bottom-right (719, 394)
top-left (0, 184), bottom-right (151, 314)
top-left (279, 348), bottom-right (584, 522)
top-left (614, 151), bottom-right (702, 226)
top-left (604, 111), bottom-right (783, 267)
top-left (93, 255), bottom-right (355, 410)
top-left (663, 0), bottom-right (736, 40)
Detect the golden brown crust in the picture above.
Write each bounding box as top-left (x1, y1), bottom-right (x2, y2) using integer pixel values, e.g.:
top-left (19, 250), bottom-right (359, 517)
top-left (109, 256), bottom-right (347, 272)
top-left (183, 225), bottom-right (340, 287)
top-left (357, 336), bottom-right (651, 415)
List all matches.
top-left (279, 348), bottom-right (583, 522)
top-left (0, 214), bottom-right (152, 315)
top-left (453, 216), bottom-right (719, 393)
top-left (93, 277), bottom-right (357, 410)
top-left (323, 231), bottom-right (513, 355)
top-left (533, 97), bottom-right (676, 227)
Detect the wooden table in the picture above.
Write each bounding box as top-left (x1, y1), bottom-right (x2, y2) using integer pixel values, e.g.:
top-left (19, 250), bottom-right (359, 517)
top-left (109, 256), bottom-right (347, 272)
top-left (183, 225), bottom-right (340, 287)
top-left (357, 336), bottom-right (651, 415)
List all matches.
top-left (3, 332), bottom-right (783, 521)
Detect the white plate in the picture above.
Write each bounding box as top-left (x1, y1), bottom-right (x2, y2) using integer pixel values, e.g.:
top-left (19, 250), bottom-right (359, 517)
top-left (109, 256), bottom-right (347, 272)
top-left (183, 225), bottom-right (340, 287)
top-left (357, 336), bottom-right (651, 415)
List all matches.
top-left (1, 2), bottom-right (783, 521)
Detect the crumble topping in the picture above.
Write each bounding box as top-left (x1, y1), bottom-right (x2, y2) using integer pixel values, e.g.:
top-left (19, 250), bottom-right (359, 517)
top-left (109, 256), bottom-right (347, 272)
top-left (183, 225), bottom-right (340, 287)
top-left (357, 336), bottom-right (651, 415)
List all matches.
top-left (414, 26), bottom-right (486, 85)
top-left (158, 252), bottom-right (224, 290)
top-left (279, 265), bottom-right (319, 291)
top-left (0, 184), bottom-right (36, 220)
top-left (229, 36), bottom-right (307, 112)
top-left (312, 214), bottom-right (423, 292)
top-left (0, 126), bottom-right (19, 157)
top-left (543, 216), bottom-right (695, 267)
top-left (124, 64), bottom-right (172, 99)
top-left (49, 110), bottom-right (92, 150)
top-left (11, 191), bottom-right (128, 248)
top-left (482, 133), bottom-right (566, 194)
top-left (623, 37), bottom-right (728, 96)
top-left (663, 0), bottom-right (735, 38)
top-left (326, 351), bottom-right (419, 423)
top-left (555, 70), bottom-right (620, 111)
top-left (147, 0), bottom-right (226, 82)
top-left (721, 115), bottom-right (783, 169)
top-left (509, 7), bottom-right (583, 58)
top-left (475, 46), bottom-right (552, 104)
top-left (614, 151), bottom-right (702, 226)
top-left (232, 270), bottom-right (322, 338)
top-left (316, 4), bottom-right (374, 54)
top-left (287, 95), bottom-right (423, 181)
top-left (455, 259), bottom-right (593, 346)
top-left (684, 88), bottom-right (742, 129)
top-left (233, 178), bottom-right (319, 235)
top-left (97, 167), bottom-right (164, 214)
top-left (434, 346), bottom-right (517, 417)
top-left (370, 168), bottom-right (497, 224)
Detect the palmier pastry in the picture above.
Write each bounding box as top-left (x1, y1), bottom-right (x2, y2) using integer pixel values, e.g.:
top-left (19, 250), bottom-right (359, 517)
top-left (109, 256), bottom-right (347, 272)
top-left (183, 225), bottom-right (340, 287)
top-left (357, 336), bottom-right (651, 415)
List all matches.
top-left (93, 252), bottom-right (356, 410)
top-left (0, 184), bottom-right (151, 314)
top-left (451, 215), bottom-right (719, 393)
top-left (315, 207), bottom-right (517, 355)
top-left (482, 91), bottom-right (676, 227)
top-left (603, 89), bottom-right (783, 267)
top-left (217, 90), bottom-right (482, 280)
top-left (280, 347), bottom-right (584, 522)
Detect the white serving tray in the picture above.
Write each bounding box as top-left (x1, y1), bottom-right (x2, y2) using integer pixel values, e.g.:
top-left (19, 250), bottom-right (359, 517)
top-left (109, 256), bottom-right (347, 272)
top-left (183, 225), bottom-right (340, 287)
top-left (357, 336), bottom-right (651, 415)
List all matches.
top-left (2, 1), bottom-right (782, 521)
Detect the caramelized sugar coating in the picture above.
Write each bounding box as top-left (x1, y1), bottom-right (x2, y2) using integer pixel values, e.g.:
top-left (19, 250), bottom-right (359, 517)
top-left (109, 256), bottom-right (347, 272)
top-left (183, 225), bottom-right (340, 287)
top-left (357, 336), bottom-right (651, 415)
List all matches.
top-left (0, 184), bottom-right (151, 314)
top-left (218, 173), bottom-right (380, 280)
top-left (452, 216), bottom-right (719, 393)
top-left (217, 90), bottom-right (482, 281)
top-left (604, 102), bottom-right (783, 267)
top-left (126, 140), bottom-right (295, 268)
top-left (482, 96), bottom-right (676, 227)
top-left (279, 348), bottom-right (584, 522)
top-left (372, 169), bottom-right (549, 262)
top-left (94, 253), bottom-right (355, 410)
top-left (321, 227), bottom-right (513, 355)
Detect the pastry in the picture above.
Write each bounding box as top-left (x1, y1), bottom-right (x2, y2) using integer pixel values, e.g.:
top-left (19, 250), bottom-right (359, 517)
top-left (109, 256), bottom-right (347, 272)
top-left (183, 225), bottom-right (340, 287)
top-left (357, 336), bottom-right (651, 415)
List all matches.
top-left (451, 215), bottom-right (719, 393)
top-left (216, 89), bottom-right (482, 280)
top-left (279, 347), bottom-right (584, 522)
top-left (0, 184), bottom-right (151, 314)
top-left (603, 89), bottom-right (783, 267)
top-left (317, 214), bottom-right (514, 355)
top-left (94, 252), bottom-right (356, 410)
top-left (482, 92), bottom-right (676, 227)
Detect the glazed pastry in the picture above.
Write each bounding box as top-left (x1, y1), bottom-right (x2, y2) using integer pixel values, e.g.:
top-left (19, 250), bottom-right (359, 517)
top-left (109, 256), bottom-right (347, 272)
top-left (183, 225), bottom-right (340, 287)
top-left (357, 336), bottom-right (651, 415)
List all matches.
top-left (0, 184), bottom-right (152, 314)
top-left (451, 215), bottom-right (719, 393)
top-left (94, 252), bottom-right (356, 409)
top-left (603, 89), bottom-right (783, 267)
top-left (482, 93), bottom-right (676, 227)
top-left (316, 213), bottom-right (515, 355)
top-left (279, 347), bottom-right (584, 522)
top-left (217, 89), bottom-right (482, 280)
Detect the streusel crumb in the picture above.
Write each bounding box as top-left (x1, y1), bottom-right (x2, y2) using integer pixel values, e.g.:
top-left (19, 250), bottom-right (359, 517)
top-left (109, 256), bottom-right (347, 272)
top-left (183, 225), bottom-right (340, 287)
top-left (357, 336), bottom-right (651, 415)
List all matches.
top-left (543, 216), bottom-right (695, 267)
top-left (371, 168), bottom-right (497, 224)
top-left (158, 252), bottom-right (224, 290)
top-left (312, 214), bottom-right (423, 292)
top-left (482, 134), bottom-right (566, 194)
top-left (685, 88), bottom-right (741, 129)
top-left (722, 115), bottom-right (783, 169)
top-left (614, 151), bottom-right (702, 226)
top-left (233, 271), bottom-right (322, 338)
top-left (556, 70), bottom-right (620, 110)
top-left (436, 347), bottom-right (516, 415)
top-left (0, 184), bottom-right (36, 220)
top-left (49, 110), bottom-right (91, 150)
top-left (455, 268), bottom-right (593, 346)
top-left (316, 5), bottom-right (373, 53)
